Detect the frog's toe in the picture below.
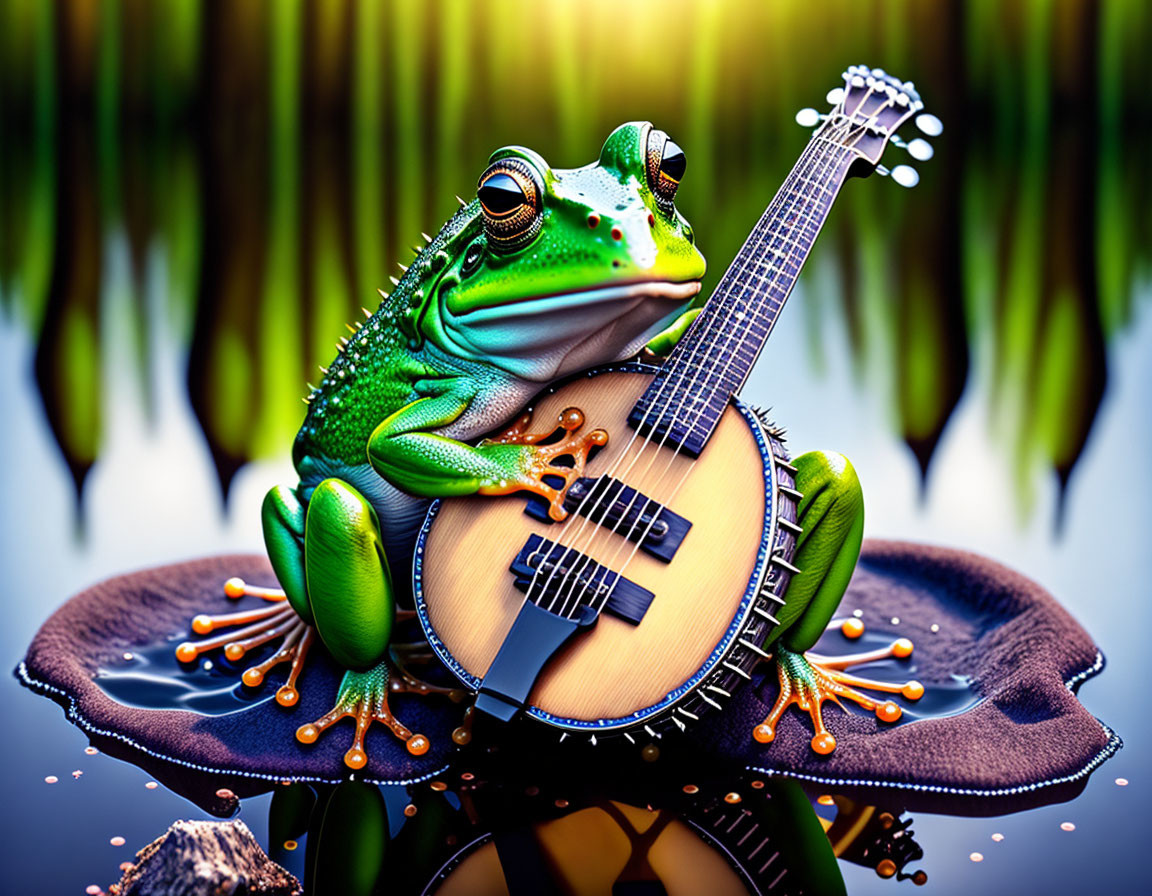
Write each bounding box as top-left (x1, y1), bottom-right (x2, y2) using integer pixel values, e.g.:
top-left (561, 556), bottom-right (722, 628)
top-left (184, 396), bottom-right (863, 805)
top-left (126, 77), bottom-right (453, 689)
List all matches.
top-left (390, 645), bottom-right (469, 704)
top-left (296, 662), bottom-right (432, 769)
top-left (754, 642), bottom-right (923, 755)
top-left (176, 577), bottom-right (315, 707)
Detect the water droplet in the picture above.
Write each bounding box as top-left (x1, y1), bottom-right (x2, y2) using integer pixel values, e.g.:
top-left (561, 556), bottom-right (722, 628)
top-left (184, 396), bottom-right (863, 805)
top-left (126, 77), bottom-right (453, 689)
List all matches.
top-left (1115, 777), bottom-right (1129, 786)
top-left (724, 792), bottom-right (742, 804)
top-left (930, 623), bottom-right (940, 633)
top-left (1060, 822), bottom-right (1075, 832)
top-left (122, 652), bottom-right (134, 661)
top-left (85, 747), bottom-right (98, 756)
top-left (682, 784), bottom-right (699, 794)
top-left (110, 836), bottom-right (125, 847)
top-left (86, 886), bottom-right (103, 895)
top-left (852, 609), bottom-right (863, 618)
top-left (72, 770), bottom-right (83, 779)
top-left (969, 852), bottom-right (984, 862)
top-left (890, 616), bottom-right (901, 625)
top-left (816, 794), bottom-right (835, 806)
top-left (991, 833), bottom-right (1004, 842)
top-left (283, 840), bottom-right (298, 851)
top-left (554, 799), bottom-right (569, 808)
top-left (430, 781), bottom-right (447, 792)
top-left (44, 776), bottom-right (58, 784)
top-left (215, 788), bottom-right (236, 801)
top-left (145, 782), bottom-right (158, 790)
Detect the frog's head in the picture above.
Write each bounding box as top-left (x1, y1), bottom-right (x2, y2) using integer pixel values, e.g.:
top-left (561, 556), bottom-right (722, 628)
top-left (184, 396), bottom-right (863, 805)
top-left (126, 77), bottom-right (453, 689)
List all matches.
top-left (415, 122), bottom-right (706, 382)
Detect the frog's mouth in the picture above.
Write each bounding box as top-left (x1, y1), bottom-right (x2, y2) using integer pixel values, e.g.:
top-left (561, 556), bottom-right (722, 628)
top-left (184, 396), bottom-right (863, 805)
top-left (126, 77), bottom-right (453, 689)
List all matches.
top-left (435, 278), bottom-right (703, 382)
top-left (451, 278), bottom-right (701, 319)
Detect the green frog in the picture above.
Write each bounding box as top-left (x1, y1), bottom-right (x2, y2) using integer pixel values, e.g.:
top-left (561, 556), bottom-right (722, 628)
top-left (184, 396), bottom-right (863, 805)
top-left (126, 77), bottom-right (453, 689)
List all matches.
top-left (178, 122), bottom-right (918, 768)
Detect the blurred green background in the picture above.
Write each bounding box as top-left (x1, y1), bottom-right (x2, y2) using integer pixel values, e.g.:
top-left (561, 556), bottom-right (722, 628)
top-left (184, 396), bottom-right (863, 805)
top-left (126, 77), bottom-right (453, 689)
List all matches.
top-left (1, 0), bottom-right (1148, 528)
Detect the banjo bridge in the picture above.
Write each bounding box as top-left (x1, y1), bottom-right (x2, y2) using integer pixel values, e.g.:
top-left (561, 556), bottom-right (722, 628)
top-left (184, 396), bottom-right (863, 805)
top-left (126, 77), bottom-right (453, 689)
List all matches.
top-left (509, 534), bottom-right (655, 626)
top-left (523, 475), bottom-right (692, 562)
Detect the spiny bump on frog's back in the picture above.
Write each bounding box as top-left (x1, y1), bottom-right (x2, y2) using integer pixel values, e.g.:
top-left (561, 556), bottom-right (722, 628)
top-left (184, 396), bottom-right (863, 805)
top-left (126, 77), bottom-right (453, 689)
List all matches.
top-left (294, 203), bottom-right (484, 468)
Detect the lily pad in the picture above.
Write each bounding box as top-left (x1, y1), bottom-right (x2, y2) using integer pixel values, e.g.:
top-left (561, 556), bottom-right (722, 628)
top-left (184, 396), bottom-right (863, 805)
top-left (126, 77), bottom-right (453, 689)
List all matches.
top-left (16, 542), bottom-right (1118, 801)
top-left (695, 540), bottom-right (1120, 806)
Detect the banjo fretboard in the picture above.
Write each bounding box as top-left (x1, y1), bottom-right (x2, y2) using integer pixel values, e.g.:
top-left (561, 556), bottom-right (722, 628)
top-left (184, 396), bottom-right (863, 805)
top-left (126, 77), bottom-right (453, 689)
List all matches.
top-left (628, 139), bottom-right (856, 456)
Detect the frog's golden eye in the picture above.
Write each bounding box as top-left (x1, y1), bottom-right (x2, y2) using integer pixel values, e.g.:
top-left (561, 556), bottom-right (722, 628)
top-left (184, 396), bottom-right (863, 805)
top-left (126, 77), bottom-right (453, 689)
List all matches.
top-left (477, 158), bottom-right (543, 252)
top-left (645, 128), bottom-right (686, 211)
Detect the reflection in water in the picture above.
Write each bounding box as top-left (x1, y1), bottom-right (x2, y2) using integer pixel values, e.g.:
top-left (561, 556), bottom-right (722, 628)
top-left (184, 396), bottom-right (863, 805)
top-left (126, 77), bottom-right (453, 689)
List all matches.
top-left (251, 758), bottom-right (865, 895)
top-left (1, 1), bottom-right (1149, 530)
top-left (95, 637), bottom-right (278, 716)
top-left (162, 751), bottom-right (934, 895)
top-left (819, 795), bottom-right (927, 886)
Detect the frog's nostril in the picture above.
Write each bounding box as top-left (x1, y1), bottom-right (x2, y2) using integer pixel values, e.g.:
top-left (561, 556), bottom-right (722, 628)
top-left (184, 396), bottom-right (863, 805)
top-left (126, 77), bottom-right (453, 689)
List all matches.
top-left (610, 226), bottom-right (623, 241)
top-left (587, 213), bottom-right (600, 229)
top-left (647, 213), bottom-right (655, 228)
top-left (612, 259), bottom-right (622, 268)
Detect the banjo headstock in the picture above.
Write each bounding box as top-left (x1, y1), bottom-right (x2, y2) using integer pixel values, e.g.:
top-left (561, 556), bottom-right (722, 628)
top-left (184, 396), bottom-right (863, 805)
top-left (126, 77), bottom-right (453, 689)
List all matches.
top-left (795, 65), bottom-right (942, 187)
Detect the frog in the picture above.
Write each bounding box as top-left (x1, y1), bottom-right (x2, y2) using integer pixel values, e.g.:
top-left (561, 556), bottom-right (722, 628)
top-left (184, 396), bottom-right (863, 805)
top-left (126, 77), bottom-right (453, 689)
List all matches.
top-left (177, 121), bottom-right (919, 769)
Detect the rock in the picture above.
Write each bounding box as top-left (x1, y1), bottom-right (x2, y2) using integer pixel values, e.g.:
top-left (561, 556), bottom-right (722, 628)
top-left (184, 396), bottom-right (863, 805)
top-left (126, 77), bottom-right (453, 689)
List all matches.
top-left (109, 820), bottom-right (301, 896)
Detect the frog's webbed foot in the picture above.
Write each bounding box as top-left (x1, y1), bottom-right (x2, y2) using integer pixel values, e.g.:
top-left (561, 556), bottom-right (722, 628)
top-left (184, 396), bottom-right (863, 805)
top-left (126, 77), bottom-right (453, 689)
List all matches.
top-left (296, 659), bottom-right (447, 769)
top-left (175, 577), bottom-right (314, 708)
top-left (390, 643), bottom-right (469, 703)
top-left (390, 642), bottom-right (477, 747)
top-left (478, 406), bottom-right (609, 520)
top-left (753, 621), bottom-right (924, 755)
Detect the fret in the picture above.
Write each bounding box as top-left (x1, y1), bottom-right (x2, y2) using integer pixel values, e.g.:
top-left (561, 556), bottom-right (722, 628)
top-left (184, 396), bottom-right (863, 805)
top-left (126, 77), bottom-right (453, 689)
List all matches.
top-left (629, 139), bottom-right (854, 456)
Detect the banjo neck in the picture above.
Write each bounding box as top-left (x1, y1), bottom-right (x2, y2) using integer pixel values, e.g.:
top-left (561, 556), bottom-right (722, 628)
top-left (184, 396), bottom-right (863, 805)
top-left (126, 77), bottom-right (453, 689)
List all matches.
top-left (628, 138), bottom-right (856, 457)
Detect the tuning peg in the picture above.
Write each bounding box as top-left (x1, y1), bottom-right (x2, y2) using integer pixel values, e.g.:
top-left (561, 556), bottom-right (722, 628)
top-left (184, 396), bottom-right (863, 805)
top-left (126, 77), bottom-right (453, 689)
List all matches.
top-left (905, 138), bottom-right (934, 160)
top-left (915, 113), bottom-right (943, 136)
top-left (890, 135), bottom-right (934, 161)
top-left (890, 165), bottom-right (920, 187)
top-left (826, 87), bottom-right (845, 105)
top-left (795, 108), bottom-right (821, 127)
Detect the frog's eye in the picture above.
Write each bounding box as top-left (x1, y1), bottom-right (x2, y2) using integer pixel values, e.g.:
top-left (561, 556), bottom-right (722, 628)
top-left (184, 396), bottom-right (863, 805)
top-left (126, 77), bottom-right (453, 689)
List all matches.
top-left (645, 128), bottom-right (686, 211)
top-left (476, 158), bottom-right (543, 252)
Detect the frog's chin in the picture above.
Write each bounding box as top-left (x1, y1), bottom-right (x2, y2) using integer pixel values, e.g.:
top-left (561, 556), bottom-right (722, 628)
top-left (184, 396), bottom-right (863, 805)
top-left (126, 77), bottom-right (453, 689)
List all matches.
top-left (435, 279), bottom-right (702, 382)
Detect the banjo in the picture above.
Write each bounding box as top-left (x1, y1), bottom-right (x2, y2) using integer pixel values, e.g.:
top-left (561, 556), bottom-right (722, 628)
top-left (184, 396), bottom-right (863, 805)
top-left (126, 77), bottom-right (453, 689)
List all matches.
top-left (414, 67), bottom-right (929, 742)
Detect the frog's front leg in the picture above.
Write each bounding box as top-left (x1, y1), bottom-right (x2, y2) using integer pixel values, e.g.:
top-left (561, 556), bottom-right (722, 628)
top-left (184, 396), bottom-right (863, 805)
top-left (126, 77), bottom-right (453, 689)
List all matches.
top-left (753, 451), bottom-right (923, 755)
top-left (368, 388), bottom-right (608, 520)
top-left (643, 306), bottom-right (701, 358)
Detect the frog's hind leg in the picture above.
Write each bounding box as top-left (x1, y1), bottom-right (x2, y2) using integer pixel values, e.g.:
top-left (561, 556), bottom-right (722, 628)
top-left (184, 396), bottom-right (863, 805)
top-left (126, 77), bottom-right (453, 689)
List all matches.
top-left (296, 478), bottom-right (467, 768)
top-left (754, 451), bottom-right (922, 755)
top-left (174, 485), bottom-right (317, 707)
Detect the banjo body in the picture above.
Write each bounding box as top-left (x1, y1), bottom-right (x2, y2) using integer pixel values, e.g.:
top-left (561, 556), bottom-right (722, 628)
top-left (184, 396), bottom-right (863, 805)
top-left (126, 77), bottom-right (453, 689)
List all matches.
top-left (414, 363), bottom-right (800, 738)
